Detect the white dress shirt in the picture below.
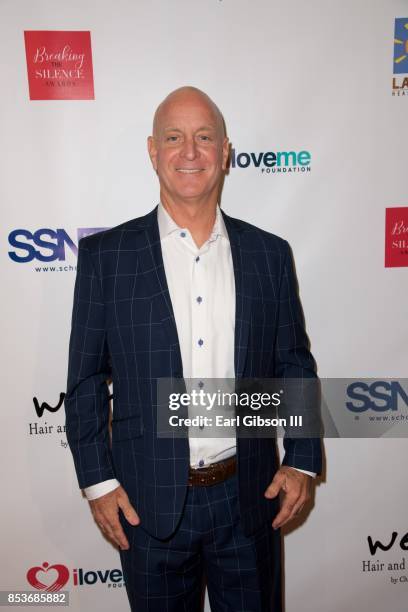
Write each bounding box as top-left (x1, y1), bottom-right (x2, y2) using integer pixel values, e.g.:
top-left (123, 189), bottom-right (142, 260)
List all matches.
top-left (84, 203), bottom-right (315, 500)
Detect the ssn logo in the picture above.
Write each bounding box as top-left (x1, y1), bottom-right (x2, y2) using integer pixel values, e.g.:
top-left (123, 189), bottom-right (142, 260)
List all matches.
top-left (346, 381), bottom-right (408, 413)
top-left (8, 227), bottom-right (107, 263)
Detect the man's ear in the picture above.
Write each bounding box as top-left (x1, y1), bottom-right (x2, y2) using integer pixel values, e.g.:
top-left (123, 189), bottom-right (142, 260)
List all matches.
top-left (222, 137), bottom-right (230, 171)
top-left (147, 136), bottom-right (158, 171)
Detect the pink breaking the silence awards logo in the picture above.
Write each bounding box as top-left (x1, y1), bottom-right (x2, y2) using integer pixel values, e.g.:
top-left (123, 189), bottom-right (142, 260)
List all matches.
top-left (385, 207), bottom-right (408, 268)
top-left (24, 30), bottom-right (94, 100)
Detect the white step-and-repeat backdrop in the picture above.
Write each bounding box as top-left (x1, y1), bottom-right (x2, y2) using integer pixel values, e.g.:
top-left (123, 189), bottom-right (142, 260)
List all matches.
top-left (1, 1), bottom-right (408, 610)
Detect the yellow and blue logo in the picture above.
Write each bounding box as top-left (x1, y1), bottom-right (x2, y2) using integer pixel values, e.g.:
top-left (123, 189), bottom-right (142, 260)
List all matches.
top-left (394, 18), bottom-right (408, 74)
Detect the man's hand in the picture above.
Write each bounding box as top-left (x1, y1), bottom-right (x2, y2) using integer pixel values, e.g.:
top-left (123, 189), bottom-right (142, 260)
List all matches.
top-left (88, 485), bottom-right (140, 550)
top-left (264, 466), bottom-right (312, 530)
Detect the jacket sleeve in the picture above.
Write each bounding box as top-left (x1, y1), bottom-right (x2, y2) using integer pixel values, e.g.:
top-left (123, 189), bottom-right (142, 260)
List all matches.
top-left (64, 239), bottom-right (115, 489)
top-left (275, 240), bottom-right (322, 475)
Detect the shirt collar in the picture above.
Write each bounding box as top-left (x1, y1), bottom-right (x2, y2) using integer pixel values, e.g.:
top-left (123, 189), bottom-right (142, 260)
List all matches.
top-left (157, 201), bottom-right (229, 243)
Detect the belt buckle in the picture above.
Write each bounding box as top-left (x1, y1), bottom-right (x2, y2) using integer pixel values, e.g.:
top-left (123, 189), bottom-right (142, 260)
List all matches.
top-left (187, 458), bottom-right (231, 487)
top-left (207, 463), bottom-right (218, 484)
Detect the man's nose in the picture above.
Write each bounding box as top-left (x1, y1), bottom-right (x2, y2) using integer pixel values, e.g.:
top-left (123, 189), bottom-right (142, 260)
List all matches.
top-left (180, 137), bottom-right (199, 160)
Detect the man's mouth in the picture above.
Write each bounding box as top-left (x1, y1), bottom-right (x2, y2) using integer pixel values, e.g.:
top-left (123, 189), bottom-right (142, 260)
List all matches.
top-left (176, 168), bottom-right (204, 174)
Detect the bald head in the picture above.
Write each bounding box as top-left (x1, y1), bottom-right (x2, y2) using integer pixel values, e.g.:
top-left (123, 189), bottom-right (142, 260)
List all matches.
top-left (147, 85), bottom-right (229, 208)
top-left (152, 86), bottom-right (226, 139)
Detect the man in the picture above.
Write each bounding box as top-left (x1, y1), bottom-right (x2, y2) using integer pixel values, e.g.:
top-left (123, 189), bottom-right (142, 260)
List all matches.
top-left (65, 86), bottom-right (322, 611)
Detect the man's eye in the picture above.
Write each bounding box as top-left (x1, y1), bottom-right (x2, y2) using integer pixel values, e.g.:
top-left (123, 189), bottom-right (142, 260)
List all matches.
top-left (198, 135), bottom-right (211, 141)
top-left (166, 135), bottom-right (179, 142)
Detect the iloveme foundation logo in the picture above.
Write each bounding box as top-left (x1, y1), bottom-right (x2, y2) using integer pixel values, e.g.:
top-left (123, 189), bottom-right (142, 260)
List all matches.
top-left (24, 31), bottom-right (94, 100)
top-left (26, 562), bottom-right (124, 590)
top-left (27, 562), bottom-right (69, 592)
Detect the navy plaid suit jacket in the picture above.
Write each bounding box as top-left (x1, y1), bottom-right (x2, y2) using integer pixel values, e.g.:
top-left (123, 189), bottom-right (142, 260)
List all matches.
top-left (65, 205), bottom-right (322, 539)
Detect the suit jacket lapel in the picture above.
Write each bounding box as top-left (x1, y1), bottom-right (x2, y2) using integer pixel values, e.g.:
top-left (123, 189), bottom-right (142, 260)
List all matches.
top-left (221, 210), bottom-right (251, 379)
top-left (142, 205), bottom-right (184, 377)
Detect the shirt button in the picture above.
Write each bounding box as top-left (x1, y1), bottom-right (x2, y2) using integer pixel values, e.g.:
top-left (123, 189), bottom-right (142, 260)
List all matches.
top-left (198, 338), bottom-right (204, 346)
top-left (198, 381), bottom-right (204, 388)
top-left (196, 296), bottom-right (203, 304)
top-left (198, 459), bottom-right (204, 467)
top-left (180, 231), bottom-right (186, 238)
top-left (195, 256), bottom-right (200, 262)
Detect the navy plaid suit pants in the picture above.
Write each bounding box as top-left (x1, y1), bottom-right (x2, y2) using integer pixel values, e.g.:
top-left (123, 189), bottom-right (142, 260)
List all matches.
top-left (119, 471), bottom-right (282, 611)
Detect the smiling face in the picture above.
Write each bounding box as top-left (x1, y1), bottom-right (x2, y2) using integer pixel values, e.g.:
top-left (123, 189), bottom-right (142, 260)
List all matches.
top-left (147, 88), bottom-right (229, 208)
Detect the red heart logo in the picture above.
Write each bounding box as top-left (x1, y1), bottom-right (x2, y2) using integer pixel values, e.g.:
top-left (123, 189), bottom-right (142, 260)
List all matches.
top-left (27, 562), bottom-right (69, 592)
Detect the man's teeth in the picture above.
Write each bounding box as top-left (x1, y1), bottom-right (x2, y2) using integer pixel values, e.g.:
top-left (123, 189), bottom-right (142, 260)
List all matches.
top-left (177, 169), bottom-right (202, 173)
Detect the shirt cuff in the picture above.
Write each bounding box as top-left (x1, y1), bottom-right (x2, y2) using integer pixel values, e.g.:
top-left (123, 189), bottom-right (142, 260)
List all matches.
top-left (83, 479), bottom-right (121, 500)
top-left (291, 468), bottom-right (316, 478)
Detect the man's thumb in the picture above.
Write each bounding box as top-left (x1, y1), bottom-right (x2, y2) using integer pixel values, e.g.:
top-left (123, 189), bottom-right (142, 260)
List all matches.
top-left (264, 475), bottom-right (283, 499)
top-left (122, 503), bottom-right (140, 526)
top-left (117, 491), bottom-right (140, 525)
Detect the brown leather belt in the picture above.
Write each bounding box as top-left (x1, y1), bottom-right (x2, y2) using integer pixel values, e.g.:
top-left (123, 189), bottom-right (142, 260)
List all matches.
top-left (188, 455), bottom-right (237, 486)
